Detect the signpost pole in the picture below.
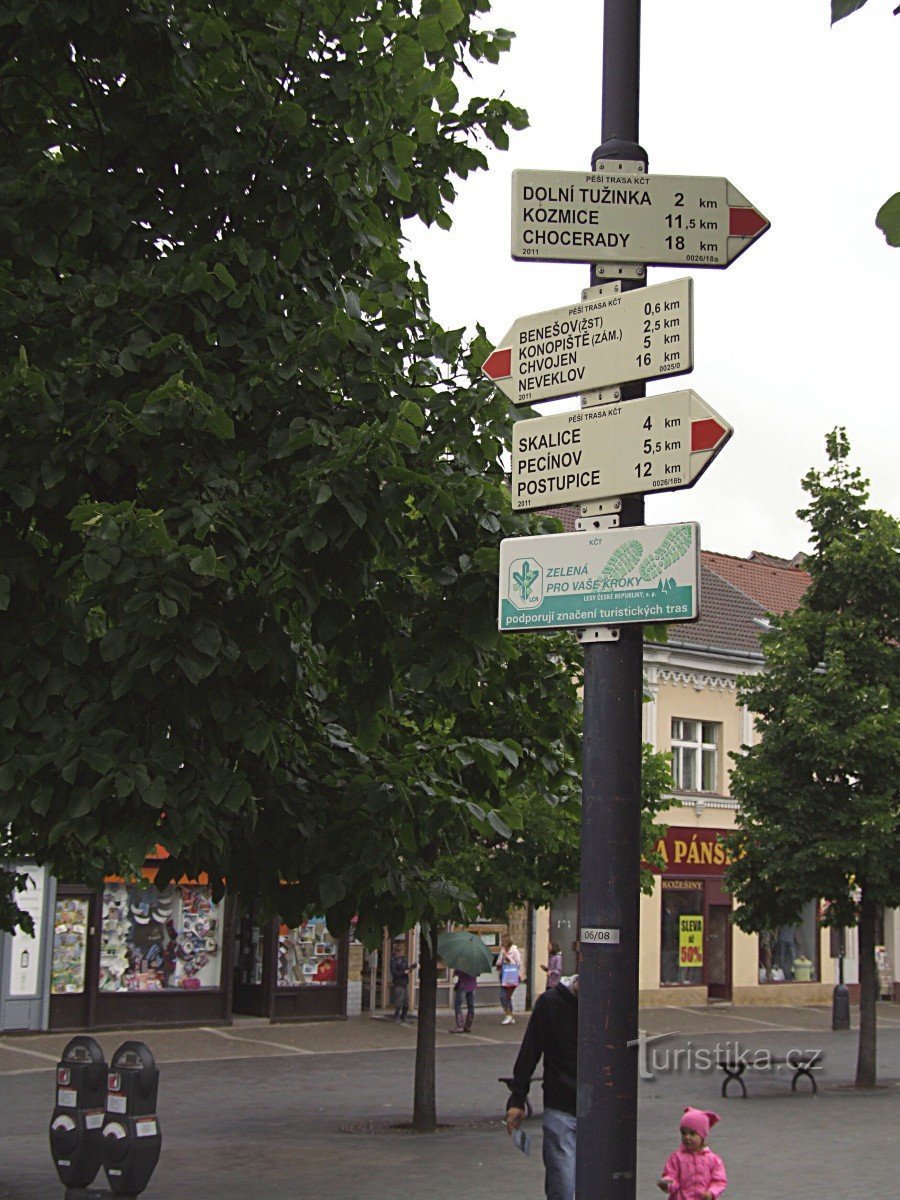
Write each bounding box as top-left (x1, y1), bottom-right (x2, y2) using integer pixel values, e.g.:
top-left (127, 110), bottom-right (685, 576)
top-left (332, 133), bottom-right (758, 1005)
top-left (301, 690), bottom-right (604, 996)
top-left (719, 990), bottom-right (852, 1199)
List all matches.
top-left (577, 3), bottom-right (644, 1197)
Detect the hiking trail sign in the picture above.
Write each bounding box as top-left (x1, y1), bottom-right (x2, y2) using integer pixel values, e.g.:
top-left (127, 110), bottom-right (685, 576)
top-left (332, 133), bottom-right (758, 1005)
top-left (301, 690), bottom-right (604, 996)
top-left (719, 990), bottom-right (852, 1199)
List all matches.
top-left (498, 522), bottom-right (700, 632)
top-left (481, 277), bottom-right (692, 405)
top-left (510, 390), bottom-right (731, 510)
top-left (511, 169), bottom-right (769, 267)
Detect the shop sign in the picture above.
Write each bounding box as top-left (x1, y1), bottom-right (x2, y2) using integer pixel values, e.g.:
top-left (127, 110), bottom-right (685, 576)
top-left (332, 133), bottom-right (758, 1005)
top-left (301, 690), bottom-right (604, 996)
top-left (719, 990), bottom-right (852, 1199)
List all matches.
top-left (652, 827), bottom-right (730, 876)
top-left (8, 866), bottom-right (46, 997)
top-left (679, 915), bottom-right (704, 967)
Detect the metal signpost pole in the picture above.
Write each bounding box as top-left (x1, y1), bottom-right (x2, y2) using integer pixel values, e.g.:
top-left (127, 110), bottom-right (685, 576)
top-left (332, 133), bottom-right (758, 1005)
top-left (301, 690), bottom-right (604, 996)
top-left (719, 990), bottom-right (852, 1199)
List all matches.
top-left (576, 2), bottom-right (644, 1197)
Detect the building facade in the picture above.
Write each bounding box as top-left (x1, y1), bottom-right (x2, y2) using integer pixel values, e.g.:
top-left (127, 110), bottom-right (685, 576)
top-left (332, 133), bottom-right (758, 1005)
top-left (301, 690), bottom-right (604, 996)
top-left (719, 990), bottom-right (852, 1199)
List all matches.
top-left (537, 547), bottom-right (896, 1007)
top-left (1, 855), bottom-right (354, 1032)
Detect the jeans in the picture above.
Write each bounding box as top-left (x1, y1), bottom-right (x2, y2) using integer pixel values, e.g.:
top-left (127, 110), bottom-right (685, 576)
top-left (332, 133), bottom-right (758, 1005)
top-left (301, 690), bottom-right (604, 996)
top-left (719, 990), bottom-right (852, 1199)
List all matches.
top-left (542, 1108), bottom-right (576, 1200)
top-left (500, 985), bottom-right (516, 1014)
top-left (392, 982), bottom-right (408, 1017)
top-left (453, 988), bottom-right (475, 1020)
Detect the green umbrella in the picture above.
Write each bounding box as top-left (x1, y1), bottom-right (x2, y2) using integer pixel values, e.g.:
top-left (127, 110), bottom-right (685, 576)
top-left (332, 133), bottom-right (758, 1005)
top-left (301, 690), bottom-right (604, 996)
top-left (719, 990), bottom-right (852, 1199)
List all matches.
top-left (436, 930), bottom-right (495, 976)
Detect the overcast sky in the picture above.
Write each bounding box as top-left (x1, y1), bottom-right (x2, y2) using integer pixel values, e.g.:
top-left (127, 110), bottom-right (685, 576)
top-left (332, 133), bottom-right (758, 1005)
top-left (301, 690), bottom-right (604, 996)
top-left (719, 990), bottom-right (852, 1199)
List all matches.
top-left (404, 0), bottom-right (898, 560)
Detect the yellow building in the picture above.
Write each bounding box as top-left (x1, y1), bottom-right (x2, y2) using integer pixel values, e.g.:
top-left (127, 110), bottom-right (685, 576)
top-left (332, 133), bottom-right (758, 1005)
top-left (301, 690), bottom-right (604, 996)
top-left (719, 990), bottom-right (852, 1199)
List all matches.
top-left (534, 548), bottom-right (855, 1007)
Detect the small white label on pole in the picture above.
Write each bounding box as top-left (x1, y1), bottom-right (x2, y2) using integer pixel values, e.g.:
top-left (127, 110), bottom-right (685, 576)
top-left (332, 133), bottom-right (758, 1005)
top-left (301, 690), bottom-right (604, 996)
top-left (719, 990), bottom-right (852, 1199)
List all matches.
top-left (581, 927), bottom-right (621, 945)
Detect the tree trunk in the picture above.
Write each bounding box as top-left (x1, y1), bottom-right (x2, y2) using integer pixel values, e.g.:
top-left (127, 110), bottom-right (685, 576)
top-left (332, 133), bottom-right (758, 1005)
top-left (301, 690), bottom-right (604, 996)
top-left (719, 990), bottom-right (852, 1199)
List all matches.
top-left (855, 884), bottom-right (877, 1088)
top-left (412, 924), bottom-right (438, 1131)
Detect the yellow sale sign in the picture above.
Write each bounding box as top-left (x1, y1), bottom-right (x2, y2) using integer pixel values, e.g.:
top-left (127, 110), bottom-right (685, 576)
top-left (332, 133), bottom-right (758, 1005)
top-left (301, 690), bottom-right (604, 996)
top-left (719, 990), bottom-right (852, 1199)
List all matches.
top-left (679, 915), bottom-right (703, 967)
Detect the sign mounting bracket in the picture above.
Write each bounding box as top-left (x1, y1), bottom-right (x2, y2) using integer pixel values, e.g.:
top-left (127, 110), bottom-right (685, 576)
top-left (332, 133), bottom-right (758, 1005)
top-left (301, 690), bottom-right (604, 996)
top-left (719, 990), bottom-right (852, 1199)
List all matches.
top-left (578, 626), bottom-right (620, 644)
top-left (577, 500), bottom-right (622, 531)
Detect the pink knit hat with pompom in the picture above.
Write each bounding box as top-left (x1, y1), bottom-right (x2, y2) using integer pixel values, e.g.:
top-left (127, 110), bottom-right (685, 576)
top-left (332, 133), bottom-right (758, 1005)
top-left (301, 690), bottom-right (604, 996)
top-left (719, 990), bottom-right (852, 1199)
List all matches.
top-left (680, 1107), bottom-right (720, 1139)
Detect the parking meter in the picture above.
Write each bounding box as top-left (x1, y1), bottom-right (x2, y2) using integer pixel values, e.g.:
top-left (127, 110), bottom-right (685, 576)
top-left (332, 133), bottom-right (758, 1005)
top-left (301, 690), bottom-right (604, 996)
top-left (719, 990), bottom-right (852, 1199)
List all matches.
top-left (100, 1041), bottom-right (162, 1196)
top-left (49, 1035), bottom-right (107, 1188)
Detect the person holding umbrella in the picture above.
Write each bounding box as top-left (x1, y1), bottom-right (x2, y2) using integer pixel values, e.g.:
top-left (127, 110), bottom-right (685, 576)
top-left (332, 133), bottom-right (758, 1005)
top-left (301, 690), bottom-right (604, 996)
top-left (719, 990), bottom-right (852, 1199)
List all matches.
top-left (436, 929), bottom-right (494, 1034)
top-left (449, 968), bottom-right (478, 1033)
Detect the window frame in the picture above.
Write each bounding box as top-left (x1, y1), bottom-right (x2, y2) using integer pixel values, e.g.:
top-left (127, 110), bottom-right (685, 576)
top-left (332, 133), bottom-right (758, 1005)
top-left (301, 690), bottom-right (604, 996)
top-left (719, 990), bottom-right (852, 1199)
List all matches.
top-left (671, 717), bottom-right (720, 793)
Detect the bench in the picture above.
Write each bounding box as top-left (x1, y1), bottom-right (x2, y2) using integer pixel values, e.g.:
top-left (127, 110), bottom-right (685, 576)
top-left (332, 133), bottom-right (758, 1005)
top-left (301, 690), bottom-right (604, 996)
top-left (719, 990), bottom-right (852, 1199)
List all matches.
top-left (716, 1052), bottom-right (821, 1098)
top-left (499, 1075), bottom-right (542, 1118)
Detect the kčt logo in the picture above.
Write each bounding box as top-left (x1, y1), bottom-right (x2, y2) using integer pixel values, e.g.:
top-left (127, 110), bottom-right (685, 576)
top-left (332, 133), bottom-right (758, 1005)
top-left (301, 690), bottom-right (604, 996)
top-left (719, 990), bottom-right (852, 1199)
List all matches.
top-left (509, 558), bottom-right (543, 609)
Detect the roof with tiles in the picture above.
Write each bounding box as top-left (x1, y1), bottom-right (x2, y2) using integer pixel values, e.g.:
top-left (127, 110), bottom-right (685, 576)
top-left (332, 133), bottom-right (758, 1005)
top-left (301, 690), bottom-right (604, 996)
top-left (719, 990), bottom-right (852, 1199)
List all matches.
top-left (528, 503), bottom-right (809, 657)
top-left (702, 550), bottom-right (810, 615)
top-left (666, 564), bottom-right (768, 659)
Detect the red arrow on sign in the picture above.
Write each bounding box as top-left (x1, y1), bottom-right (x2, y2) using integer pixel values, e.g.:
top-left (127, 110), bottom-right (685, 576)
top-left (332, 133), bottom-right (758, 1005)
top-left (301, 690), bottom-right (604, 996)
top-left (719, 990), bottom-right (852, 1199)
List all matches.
top-left (482, 348), bottom-right (512, 380)
top-left (729, 207), bottom-right (768, 238)
top-left (691, 417), bottom-right (729, 453)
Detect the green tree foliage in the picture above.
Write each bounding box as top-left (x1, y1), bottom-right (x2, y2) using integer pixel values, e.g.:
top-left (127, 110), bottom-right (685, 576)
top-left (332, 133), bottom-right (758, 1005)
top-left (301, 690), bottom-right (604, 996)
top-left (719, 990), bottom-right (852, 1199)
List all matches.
top-left (831, 0), bottom-right (900, 244)
top-left (415, 742), bottom-right (671, 928)
top-left (0, 862), bottom-right (32, 937)
top-left (0, 0), bottom-right (596, 948)
top-left (400, 740), bottom-right (670, 1131)
top-left (831, 0), bottom-right (871, 21)
top-left (726, 430), bottom-right (899, 1087)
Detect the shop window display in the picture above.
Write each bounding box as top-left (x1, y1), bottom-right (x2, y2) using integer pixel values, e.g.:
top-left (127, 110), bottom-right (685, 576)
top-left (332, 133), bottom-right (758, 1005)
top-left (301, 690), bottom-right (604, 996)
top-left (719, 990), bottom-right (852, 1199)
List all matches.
top-left (100, 883), bottom-right (223, 992)
top-left (660, 880), bottom-right (704, 986)
top-left (277, 917), bottom-right (337, 987)
top-left (758, 902), bottom-right (818, 982)
top-left (50, 898), bottom-right (90, 994)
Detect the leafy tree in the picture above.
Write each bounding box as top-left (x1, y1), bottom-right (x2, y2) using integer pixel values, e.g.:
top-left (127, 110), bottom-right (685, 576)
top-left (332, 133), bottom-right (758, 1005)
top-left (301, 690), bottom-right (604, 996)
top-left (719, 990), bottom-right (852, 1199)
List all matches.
top-left (831, 0), bottom-right (900, 245)
top-left (0, 0), bottom-right (563, 932)
top-left (726, 430), bottom-right (899, 1087)
top-left (390, 741), bottom-right (670, 1132)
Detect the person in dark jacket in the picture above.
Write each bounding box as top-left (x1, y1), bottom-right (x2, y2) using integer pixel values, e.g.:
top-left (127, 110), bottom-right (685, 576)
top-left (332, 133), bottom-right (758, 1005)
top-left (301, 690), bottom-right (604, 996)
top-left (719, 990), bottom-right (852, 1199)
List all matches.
top-left (389, 938), bottom-right (417, 1024)
top-left (505, 975), bottom-right (578, 1200)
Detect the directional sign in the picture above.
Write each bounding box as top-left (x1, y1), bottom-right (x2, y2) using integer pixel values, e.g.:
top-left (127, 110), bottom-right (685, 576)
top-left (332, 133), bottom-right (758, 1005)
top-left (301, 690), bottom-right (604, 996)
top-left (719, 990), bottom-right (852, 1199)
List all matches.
top-left (510, 390), bottom-right (732, 510)
top-left (511, 169), bottom-right (769, 267)
top-left (499, 522), bottom-right (700, 632)
top-left (482, 277), bottom-right (692, 405)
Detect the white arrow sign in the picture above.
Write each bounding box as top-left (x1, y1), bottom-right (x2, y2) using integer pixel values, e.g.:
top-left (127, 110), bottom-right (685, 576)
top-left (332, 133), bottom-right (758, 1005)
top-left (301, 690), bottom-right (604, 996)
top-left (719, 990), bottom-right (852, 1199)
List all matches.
top-left (510, 390), bottom-right (732, 510)
top-left (482, 278), bottom-right (692, 405)
top-left (511, 169), bottom-right (769, 267)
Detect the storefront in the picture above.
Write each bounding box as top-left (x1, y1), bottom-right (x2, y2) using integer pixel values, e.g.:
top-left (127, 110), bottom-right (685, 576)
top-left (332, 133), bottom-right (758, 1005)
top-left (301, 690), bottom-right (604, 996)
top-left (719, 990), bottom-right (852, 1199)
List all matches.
top-left (44, 855), bottom-right (350, 1030)
top-left (758, 903), bottom-right (819, 985)
top-left (653, 826), bottom-right (735, 1002)
top-left (48, 873), bottom-right (235, 1031)
top-left (232, 909), bottom-right (348, 1021)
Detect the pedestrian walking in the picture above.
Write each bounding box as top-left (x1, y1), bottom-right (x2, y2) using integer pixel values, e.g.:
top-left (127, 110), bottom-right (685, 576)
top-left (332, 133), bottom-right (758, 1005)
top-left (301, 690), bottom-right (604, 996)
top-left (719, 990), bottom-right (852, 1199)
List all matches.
top-left (540, 940), bottom-right (563, 990)
top-left (448, 969), bottom-right (477, 1033)
top-left (389, 937), bottom-right (416, 1024)
top-left (496, 934), bottom-right (522, 1025)
top-left (505, 975), bottom-right (578, 1200)
top-left (657, 1107), bottom-right (727, 1199)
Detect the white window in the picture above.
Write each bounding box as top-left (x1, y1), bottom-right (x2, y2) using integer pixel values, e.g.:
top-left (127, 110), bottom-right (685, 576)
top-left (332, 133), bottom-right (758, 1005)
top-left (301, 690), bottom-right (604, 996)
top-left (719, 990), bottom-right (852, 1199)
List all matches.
top-left (671, 719), bottom-right (719, 792)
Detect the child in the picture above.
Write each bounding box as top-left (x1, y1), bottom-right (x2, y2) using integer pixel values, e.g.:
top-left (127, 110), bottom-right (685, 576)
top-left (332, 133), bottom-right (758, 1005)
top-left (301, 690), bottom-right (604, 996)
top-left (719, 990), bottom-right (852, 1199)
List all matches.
top-left (540, 940), bottom-right (563, 989)
top-left (657, 1107), bottom-right (727, 1200)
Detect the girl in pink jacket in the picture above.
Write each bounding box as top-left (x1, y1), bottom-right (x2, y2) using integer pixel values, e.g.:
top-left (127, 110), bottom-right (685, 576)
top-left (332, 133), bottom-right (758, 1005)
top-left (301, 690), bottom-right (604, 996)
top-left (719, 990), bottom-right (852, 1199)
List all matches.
top-left (657, 1107), bottom-right (727, 1200)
